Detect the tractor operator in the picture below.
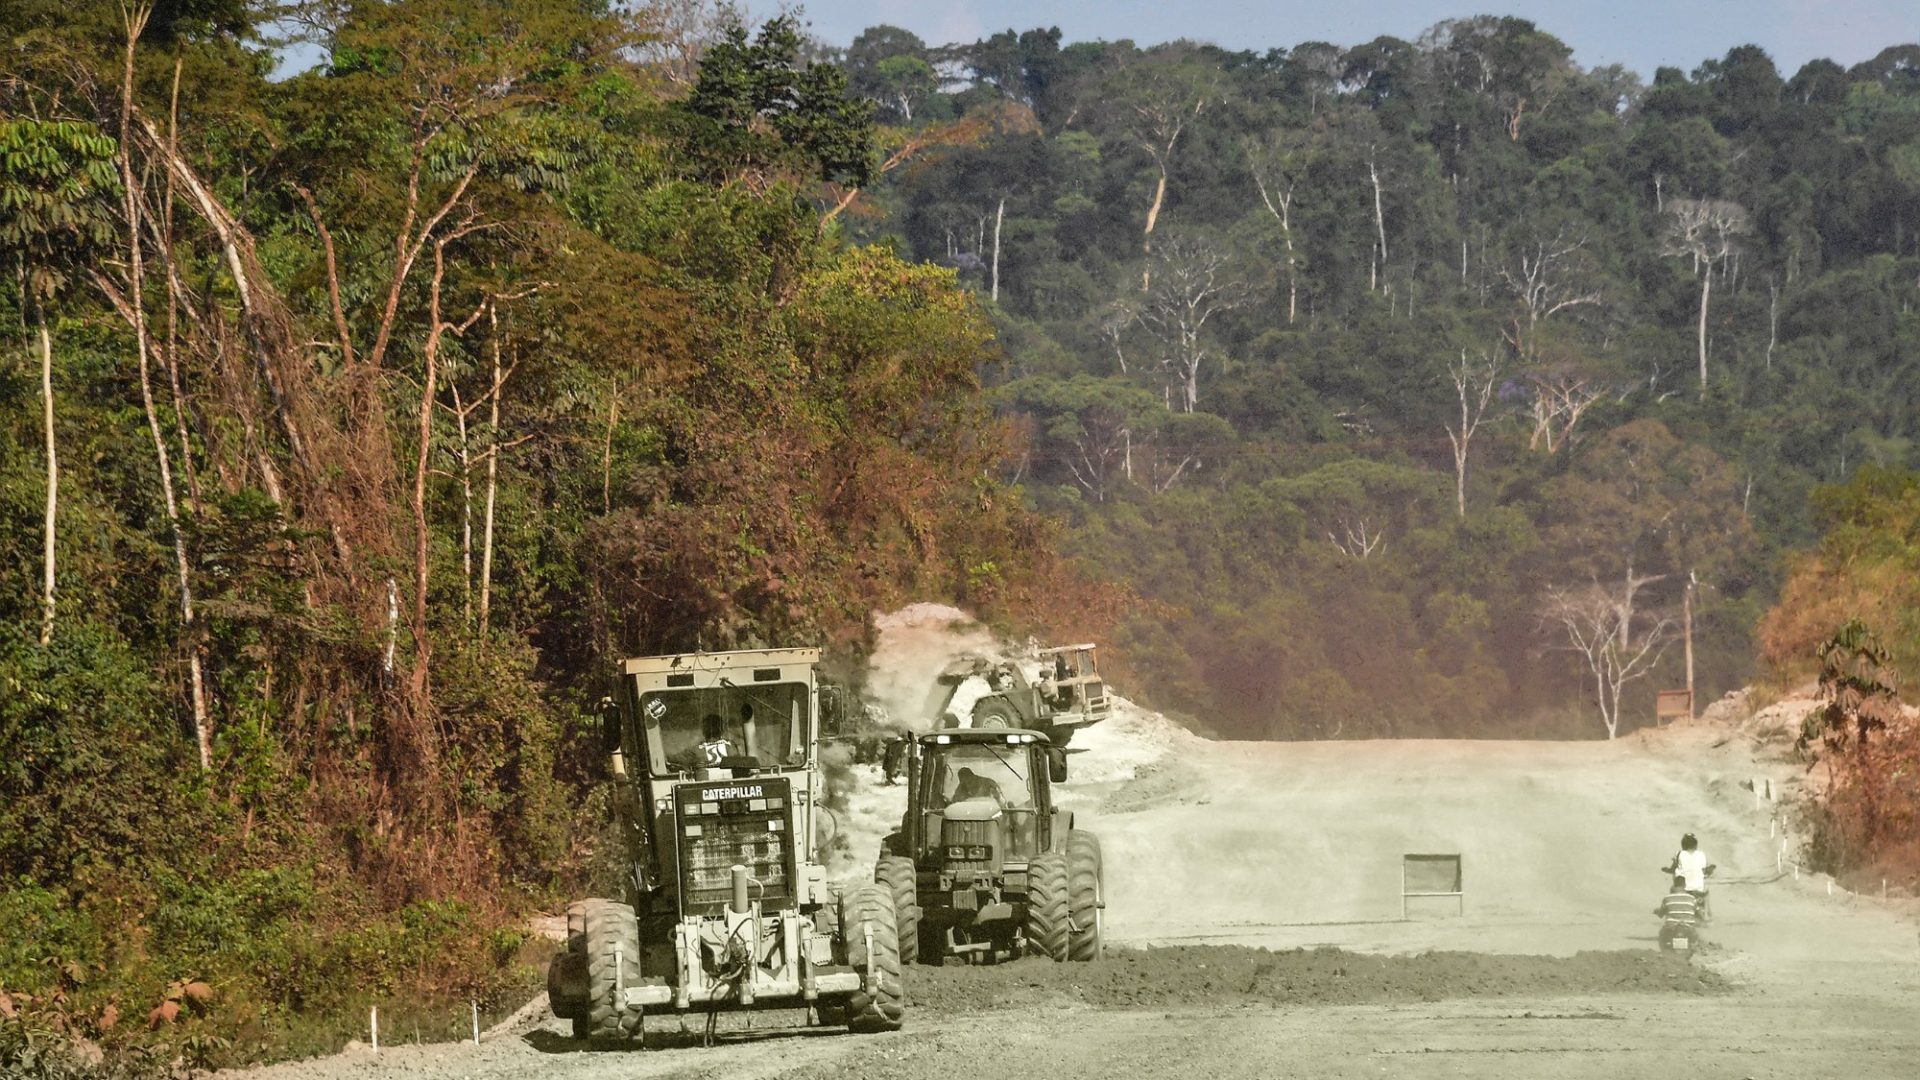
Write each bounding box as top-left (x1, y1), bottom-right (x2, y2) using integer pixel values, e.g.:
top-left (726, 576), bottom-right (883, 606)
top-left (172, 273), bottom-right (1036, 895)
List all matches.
top-left (950, 767), bottom-right (1002, 805)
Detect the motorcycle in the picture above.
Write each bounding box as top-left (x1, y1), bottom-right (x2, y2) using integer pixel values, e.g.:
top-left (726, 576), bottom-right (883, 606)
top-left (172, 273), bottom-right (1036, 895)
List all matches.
top-left (1655, 864), bottom-right (1715, 954)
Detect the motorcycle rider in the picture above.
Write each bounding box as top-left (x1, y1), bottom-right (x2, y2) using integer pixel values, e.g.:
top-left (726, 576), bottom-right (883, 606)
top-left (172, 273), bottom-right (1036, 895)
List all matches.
top-left (1655, 873), bottom-right (1701, 950)
top-left (1666, 833), bottom-right (1714, 922)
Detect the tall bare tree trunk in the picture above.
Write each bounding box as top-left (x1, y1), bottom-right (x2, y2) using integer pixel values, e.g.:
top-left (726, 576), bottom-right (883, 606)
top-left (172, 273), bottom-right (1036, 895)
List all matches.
top-left (38, 316), bottom-right (57, 646)
top-left (410, 245), bottom-right (451, 702)
top-left (990, 196), bottom-right (1004, 303)
top-left (1696, 270), bottom-right (1711, 394)
top-left (1252, 174), bottom-right (1298, 324)
top-left (601, 386), bottom-right (617, 515)
top-left (120, 3), bottom-right (210, 770)
top-left (160, 52), bottom-right (199, 515)
top-left (1142, 168), bottom-right (1167, 292)
top-left (1368, 148), bottom-right (1388, 289)
top-left (453, 383), bottom-right (474, 628)
top-left (478, 311), bottom-right (503, 649)
top-left (1683, 578), bottom-right (1696, 719)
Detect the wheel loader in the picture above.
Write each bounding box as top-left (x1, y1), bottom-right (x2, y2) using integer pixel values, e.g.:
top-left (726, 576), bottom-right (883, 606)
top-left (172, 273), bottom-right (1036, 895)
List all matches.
top-left (874, 728), bottom-right (1103, 965)
top-left (922, 643), bottom-right (1110, 747)
top-left (547, 648), bottom-right (905, 1042)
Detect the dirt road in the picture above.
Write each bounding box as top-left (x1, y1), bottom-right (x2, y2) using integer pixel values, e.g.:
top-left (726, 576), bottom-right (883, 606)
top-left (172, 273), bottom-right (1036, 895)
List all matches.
top-left (235, 691), bottom-right (1920, 1080)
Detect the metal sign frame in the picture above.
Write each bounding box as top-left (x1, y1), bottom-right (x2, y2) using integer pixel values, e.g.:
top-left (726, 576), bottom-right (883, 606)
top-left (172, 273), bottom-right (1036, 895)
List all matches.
top-left (1401, 853), bottom-right (1463, 917)
top-left (1655, 689), bottom-right (1694, 725)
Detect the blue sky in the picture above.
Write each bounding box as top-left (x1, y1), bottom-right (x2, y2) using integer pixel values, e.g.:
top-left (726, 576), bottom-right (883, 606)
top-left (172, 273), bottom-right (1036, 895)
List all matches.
top-left (794, 1), bottom-right (1920, 78)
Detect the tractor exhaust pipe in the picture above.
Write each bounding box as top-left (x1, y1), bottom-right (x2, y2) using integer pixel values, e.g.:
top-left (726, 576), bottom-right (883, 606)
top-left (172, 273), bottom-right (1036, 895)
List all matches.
top-left (730, 864), bottom-right (751, 914)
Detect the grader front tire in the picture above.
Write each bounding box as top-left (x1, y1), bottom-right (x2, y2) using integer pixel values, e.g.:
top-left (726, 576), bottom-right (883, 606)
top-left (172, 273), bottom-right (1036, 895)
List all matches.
top-left (574, 899), bottom-right (643, 1042)
top-left (841, 883), bottom-right (906, 1033)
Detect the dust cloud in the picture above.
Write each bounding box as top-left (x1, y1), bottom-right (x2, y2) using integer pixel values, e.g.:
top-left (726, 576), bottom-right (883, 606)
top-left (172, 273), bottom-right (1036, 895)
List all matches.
top-left (862, 603), bottom-right (1008, 732)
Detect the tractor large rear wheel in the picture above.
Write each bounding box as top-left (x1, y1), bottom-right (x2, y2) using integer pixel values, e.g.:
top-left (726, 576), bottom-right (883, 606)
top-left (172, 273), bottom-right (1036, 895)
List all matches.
top-left (840, 884), bottom-right (906, 1032)
top-left (1025, 852), bottom-right (1070, 961)
top-left (1066, 831), bottom-right (1104, 962)
top-left (874, 855), bottom-right (920, 964)
top-left (972, 697), bottom-right (1020, 728)
top-left (574, 899), bottom-right (643, 1042)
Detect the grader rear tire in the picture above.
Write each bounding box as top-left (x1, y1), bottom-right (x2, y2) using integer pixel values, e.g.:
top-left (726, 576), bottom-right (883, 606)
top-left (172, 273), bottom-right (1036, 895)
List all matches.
top-left (841, 884), bottom-right (906, 1033)
top-left (1025, 852), bottom-right (1071, 961)
top-left (574, 899), bottom-right (643, 1042)
top-left (874, 855), bottom-right (920, 964)
top-left (1066, 830), bottom-right (1104, 962)
top-left (546, 930), bottom-right (587, 1020)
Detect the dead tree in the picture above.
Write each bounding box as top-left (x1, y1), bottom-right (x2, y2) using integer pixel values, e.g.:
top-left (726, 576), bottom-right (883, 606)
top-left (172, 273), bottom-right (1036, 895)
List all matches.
top-left (1137, 237), bottom-right (1249, 413)
top-left (1663, 199), bottom-right (1748, 394)
top-left (1543, 568), bottom-right (1672, 739)
top-left (1444, 350), bottom-right (1501, 516)
top-left (1246, 129), bottom-right (1309, 323)
top-left (1523, 366), bottom-right (1606, 453)
top-left (1498, 228), bottom-right (1602, 362)
top-left (1329, 518), bottom-right (1385, 560)
top-left (1121, 58), bottom-right (1215, 290)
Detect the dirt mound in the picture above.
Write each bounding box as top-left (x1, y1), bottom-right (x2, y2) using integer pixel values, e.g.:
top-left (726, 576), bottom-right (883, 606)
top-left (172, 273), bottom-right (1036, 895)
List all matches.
top-left (908, 946), bottom-right (1725, 1015)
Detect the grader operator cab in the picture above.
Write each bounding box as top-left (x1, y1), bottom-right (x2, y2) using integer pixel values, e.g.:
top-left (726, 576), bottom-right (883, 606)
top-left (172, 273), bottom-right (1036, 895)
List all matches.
top-left (547, 648), bottom-right (904, 1042)
top-left (924, 643), bottom-right (1110, 747)
top-left (874, 728), bottom-right (1103, 965)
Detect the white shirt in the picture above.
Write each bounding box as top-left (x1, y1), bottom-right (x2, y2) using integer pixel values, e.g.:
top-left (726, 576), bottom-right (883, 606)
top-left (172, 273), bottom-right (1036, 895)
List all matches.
top-left (1674, 848), bottom-right (1708, 891)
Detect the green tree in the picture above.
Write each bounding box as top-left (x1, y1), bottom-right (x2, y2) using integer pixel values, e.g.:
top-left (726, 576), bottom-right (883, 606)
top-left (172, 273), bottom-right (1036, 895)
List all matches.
top-left (674, 16), bottom-right (877, 189)
top-left (0, 118), bottom-right (119, 646)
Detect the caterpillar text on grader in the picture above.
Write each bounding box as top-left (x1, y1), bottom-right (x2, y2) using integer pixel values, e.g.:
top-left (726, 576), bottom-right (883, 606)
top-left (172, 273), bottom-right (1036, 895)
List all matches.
top-left (547, 648), bottom-right (905, 1043)
top-left (875, 727), bottom-right (1104, 965)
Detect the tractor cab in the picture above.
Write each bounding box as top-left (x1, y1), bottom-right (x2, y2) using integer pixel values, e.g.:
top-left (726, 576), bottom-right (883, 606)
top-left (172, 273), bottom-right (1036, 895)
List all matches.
top-left (909, 729), bottom-right (1067, 872)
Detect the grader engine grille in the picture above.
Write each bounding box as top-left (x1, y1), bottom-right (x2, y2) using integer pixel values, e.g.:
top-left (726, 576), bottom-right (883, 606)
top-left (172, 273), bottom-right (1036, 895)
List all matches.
top-left (675, 778), bottom-right (795, 914)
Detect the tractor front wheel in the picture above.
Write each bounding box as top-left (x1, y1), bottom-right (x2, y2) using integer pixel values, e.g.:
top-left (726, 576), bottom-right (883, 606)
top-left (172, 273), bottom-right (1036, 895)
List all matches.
top-left (874, 855), bottom-right (920, 964)
top-left (1025, 852), bottom-right (1071, 961)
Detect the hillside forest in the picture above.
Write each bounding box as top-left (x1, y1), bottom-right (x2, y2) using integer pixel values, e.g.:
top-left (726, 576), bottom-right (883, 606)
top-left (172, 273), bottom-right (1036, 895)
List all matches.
top-left (2, 2), bottom-right (1919, 1071)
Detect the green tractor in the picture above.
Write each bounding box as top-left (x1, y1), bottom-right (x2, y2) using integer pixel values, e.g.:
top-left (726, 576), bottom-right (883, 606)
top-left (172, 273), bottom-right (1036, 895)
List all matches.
top-left (923, 644), bottom-right (1110, 747)
top-left (874, 728), bottom-right (1104, 965)
top-left (547, 648), bottom-right (905, 1042)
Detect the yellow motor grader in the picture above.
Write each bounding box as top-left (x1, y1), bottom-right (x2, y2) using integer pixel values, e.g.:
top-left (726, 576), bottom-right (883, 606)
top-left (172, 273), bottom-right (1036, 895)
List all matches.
top-left (547, 648), bottom-right (905, 1042)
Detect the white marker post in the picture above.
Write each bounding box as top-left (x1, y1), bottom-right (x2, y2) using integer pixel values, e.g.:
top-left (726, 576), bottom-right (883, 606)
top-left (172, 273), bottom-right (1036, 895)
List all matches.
top-left (471, 1000), bottom-right (480, 1045)
top-left (371, 1006), bottom-right (379, 1053)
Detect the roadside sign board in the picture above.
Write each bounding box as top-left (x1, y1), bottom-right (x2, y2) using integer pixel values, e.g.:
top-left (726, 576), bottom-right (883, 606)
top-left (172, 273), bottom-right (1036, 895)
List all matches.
top-left (1656, 689), bottom-right (1694, 725)
top-left (1402, 853), bottom-right (1463, 918)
